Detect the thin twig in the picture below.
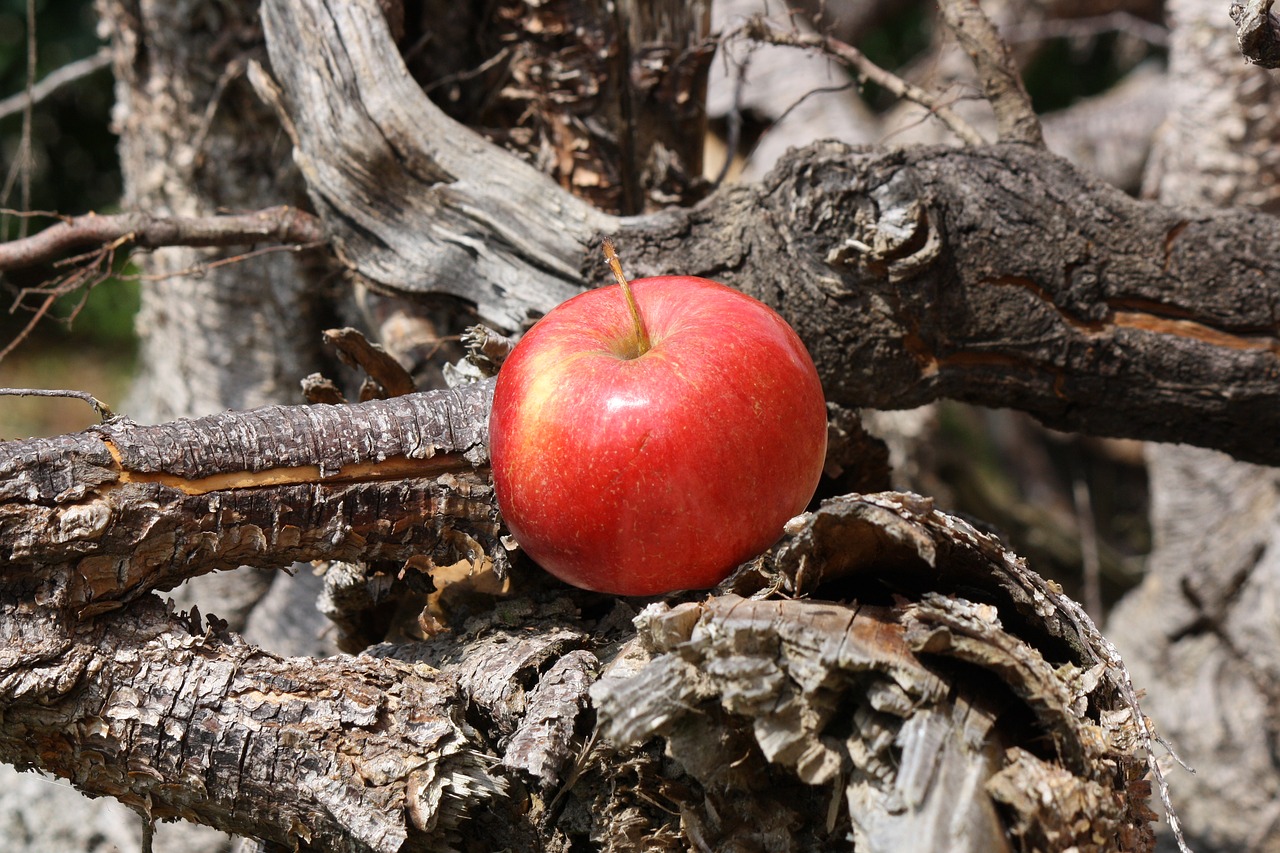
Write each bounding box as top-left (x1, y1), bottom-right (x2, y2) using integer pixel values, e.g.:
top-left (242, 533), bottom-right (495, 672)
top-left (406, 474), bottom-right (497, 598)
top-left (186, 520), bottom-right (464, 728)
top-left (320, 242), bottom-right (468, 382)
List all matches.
top-left (1003, 12), bottom-right (1169, 48)
top-left (738, 15), bottom-right (986, 146)
top-left (0, 48), bottom-right (111, 122)
top-left (0, 239), bottom-right (120, 362)
top-left (0, 0), bottom-right (39, 240)
top-left (422, 46), bottom-right (511, 95)
top-left (190, 58), bottom-right (246, 169)
top-left (1072, 472), bottom-right (1102, 622)
top-left (936, 0), bottom-right (1044, 146)
top-left (20, 0), bottom-right (36, 234)
top-left (0, 387), bottom-right (115, 422)
top-left (0, 206), bottom-right (325, 272)
top-left (123, 241), bottom-right (327, 282)
top-left (0, 208), bottom-right (325, 361)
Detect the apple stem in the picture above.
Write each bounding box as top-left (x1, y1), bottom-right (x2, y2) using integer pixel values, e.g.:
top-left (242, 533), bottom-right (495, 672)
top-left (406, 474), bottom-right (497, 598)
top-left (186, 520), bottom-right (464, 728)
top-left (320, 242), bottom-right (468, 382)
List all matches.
top-left (603, 238), bottom-right (651, 358)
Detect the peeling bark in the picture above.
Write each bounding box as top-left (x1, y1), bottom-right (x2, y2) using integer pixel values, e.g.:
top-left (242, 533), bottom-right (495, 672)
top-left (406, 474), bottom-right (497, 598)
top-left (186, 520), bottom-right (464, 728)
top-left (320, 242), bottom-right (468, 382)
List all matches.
top-left (0, 0), bottom-right (1242, 848)
top-left (0, 382), bottom-right (500, 615)
top-left (0, 471), bottom-right (1167, 850)
top-left (592, 494), bottom-right (1159, 853)
top-left (0, 596), bottom-right (504, 853)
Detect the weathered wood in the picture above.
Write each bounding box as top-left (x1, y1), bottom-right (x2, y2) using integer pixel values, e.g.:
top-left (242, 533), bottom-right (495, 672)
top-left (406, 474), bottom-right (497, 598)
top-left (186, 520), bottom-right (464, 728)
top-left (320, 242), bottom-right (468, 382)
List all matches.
top-left (0, 481), bottom-right (1165, 850)
top-left (256, 0), bottom-right (606, 331)
top-left (0, 382), bottom-right (500, 614)
top-left (593, 494), bottom-right (1159, 853)
top-left (0, 596), bottom-right (504, 853)
top-left (615, 142), bottom-right (1280, 467)
top-left (258, 0), bottom-right (1278, 465)
top-left (0, 1), bottom-right (1221, 848)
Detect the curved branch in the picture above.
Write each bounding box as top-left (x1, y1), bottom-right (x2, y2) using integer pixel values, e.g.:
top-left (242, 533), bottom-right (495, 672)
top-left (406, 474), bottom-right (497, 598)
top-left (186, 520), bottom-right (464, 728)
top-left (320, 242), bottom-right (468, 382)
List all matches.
top-left (0, 491), bottom-right (1164, 851)
top-left (617, 143), bottom-right (1279, 465)
top-left (258, 0), bottom-right (610, 330)
top-left (260, 0), bottom-right (1278, 466)
top-left (736, 15), bottom-right (986, 146)
top-left (937, 0), bottom-right (1044, 145)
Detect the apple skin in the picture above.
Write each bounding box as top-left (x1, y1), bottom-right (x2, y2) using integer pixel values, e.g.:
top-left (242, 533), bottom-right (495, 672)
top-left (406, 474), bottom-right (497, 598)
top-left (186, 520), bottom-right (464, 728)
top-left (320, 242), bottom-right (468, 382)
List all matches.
top-left (489, 275), bottom-right (828, 596)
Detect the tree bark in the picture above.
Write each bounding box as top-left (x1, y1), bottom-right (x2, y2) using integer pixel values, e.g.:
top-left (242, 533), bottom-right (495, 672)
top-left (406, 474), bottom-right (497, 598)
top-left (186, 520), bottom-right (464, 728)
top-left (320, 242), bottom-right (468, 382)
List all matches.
top-left (5, 0), bottom-right (1272, 849)
top-left (2, 1), bottom-right (338, 848)
top-left (1106, 1), bottom-right (1280, 850)
top-left (97, 0), bottom-right (333, 647)
top-left (0, 596), bottom-right (504, 853)
top-left (0, 483), bottom-right (1163, 851)
top-left (255, 0), bottom-right (1277, 467)
top-left (100, 0), bottom-right (325, 424)
top-left (0, 382), bottom-right (498, 616)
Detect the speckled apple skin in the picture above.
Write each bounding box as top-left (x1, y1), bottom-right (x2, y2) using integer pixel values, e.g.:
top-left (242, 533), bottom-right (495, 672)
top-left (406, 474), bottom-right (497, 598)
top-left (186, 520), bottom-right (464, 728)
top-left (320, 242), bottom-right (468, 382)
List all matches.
top-left (489, 276), bottom-right (828, 596)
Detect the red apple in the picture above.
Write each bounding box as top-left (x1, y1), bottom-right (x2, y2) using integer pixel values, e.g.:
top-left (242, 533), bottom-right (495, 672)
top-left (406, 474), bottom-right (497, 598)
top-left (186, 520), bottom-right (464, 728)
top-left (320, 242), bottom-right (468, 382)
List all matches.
top-left (489, 251), bottom-right (827, 596)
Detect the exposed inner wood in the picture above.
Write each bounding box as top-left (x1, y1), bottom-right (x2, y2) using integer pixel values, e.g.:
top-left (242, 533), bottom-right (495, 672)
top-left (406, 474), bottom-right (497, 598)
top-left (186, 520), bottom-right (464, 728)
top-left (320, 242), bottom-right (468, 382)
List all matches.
top-left (102, 437), bottom-right (471, 496)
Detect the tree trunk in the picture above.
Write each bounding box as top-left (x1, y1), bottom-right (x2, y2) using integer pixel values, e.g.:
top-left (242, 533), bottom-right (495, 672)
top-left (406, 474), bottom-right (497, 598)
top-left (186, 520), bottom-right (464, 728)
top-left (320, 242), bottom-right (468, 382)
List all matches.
top-left (1106, 1), bottom-right (1280, 850)
top-left (100, 0), bottom-right (333, 637)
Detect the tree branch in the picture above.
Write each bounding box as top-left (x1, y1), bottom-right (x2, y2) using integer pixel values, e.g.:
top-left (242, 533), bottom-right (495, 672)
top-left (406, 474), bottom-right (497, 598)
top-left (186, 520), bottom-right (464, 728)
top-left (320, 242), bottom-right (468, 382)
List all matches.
top-left (616, 142), bottom-right (1279, 465)
top-left (1233, 0), bottom-right (1280, 67)
top-left (0, 595), bottom-right (506, 853)
top-left (0, 381), bottom-right (500, 616)
top-left (0, 488), bottom-right (1167, 850)
top-left (737, 15), bottom-right (987, 146)
top-left (936, 0), bottom-right (1045, 145)
top-left (257, 0), bottom-right (1278, 466)
top-left (0, 206), bottom-right (325, 272)
top-left (0, 48), bottom-right (112, 122)
top-left (0, 387), bottom-right (114, 421)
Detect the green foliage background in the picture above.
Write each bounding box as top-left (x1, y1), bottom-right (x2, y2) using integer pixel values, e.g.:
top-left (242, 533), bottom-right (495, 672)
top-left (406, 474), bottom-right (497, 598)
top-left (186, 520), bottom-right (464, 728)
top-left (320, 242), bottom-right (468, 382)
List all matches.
top-left (0, 0), bottom-right (135, 438)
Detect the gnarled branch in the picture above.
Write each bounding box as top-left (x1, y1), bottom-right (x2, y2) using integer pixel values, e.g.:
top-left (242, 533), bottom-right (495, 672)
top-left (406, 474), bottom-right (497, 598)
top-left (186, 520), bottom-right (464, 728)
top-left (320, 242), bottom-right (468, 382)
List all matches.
top-left (0, 596), bottom-right (504, 853)
top-left (259, 0), bottom-right (1278, 466)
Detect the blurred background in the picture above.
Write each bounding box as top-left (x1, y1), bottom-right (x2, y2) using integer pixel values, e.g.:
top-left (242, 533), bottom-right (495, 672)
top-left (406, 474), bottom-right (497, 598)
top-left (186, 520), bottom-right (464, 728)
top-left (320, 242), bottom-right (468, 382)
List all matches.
top-left (0, 0), bottom-right (131, 440)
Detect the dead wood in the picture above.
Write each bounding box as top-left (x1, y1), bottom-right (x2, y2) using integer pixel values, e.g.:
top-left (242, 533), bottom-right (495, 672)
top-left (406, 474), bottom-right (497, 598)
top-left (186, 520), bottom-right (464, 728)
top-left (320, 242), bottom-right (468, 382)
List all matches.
top-left (936, 0), bottom-right (1045, 145)
top-left (0, 479), bottom-right (1165, 851)
top-left (0, 206), bottom-right (324, 273)
top-left (2, 0), bottom-right (1271, 462)
top-left (0, 357), bottom-right (1166, 850)
top-left (0, 381), bottom-right (500, 616)
top-left (254, 0), bottom-right (1278, 466)
top-left (0, 1), bottom-right (1238, 848)
top-left (1233, 0), bottom-right (1280, 67)
top-left (0, 594), bottom-right (509, 853)
top-left (592, 493), bottom-right (1161, 852)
